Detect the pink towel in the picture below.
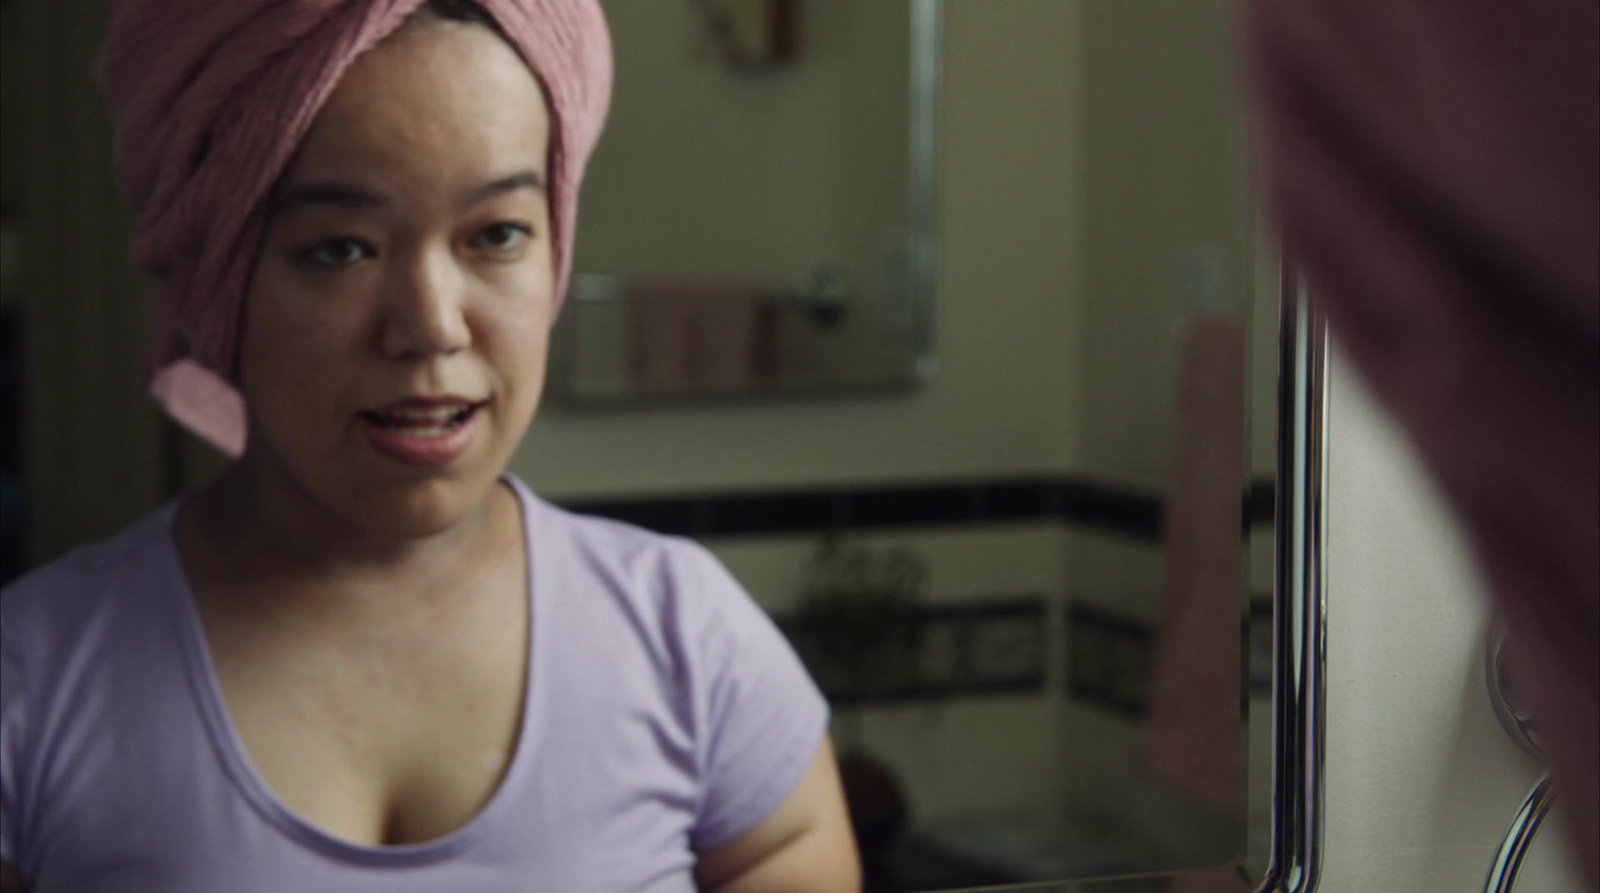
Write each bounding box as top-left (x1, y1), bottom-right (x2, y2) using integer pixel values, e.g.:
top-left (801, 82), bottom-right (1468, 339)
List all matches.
top-left (626, 278), bottom-right (774, 393)
top-left (627, 280), bottom-right (695, 393)
top-left (97, 0), bottom-right (613, 457)
top-left (1141, 317), bottom-right (1248, 814)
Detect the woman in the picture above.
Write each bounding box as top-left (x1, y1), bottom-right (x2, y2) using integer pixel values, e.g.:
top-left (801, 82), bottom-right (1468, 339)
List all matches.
top-left (0, 1), bottom-right (859, 890)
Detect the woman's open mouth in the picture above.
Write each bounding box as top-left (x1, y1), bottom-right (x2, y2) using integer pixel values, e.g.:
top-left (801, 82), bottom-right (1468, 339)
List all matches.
top-left (360, 399), bottom-right (486, 467)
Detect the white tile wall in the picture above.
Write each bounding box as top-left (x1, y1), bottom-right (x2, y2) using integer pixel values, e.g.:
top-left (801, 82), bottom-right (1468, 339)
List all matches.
top-left (703, 519), bottom-right (1252, 855)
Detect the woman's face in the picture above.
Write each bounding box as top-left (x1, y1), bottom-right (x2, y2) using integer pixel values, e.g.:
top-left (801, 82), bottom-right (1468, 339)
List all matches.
top-left (238, 17), bottom-right (552, 538)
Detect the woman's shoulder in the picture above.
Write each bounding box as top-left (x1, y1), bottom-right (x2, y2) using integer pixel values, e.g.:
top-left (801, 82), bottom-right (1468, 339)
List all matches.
top-left (513, 481), bottom-right (744, 617)
top-left (517, 482), bottom-right (705, 568)
top-left (0, 504), bottom-right (180, 660)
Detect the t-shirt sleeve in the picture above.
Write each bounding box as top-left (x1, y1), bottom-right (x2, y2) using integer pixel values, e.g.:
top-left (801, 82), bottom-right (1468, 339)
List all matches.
top-left (679, 542), bottom-right (831, 851)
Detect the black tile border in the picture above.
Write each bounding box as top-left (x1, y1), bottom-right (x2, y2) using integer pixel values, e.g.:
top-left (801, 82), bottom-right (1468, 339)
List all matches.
top-left (1067, 595), bottom-right (1275, 718)
top-left (764, 593), bottom-right (1272, 710)
top-left (559, 475), bottom-right (1276, 543)
top-left (1245, 478), bottom-right (1276, 529)
top-left (1066, 603), bottom-right (1155, 718)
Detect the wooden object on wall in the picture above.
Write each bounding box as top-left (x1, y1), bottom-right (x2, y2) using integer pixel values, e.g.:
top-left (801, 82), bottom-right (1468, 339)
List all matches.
top-left (695, 0), bottom-right (800, 67)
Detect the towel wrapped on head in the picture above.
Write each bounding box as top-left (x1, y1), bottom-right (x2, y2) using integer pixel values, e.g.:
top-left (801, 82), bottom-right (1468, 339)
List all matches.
top-left (96, 0), bottom-right (612, 455)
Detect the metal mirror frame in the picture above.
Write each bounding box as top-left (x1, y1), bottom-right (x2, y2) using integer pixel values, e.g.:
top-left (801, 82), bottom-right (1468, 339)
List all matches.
top-left (1262, 277), bottom-right (1329, 893)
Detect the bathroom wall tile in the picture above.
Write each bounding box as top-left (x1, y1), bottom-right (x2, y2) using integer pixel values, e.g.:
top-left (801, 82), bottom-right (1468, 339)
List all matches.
top-left (704, 522), bottom-right (1069, 614)
top-left (1061, 527), bottom-right (1165, 618)
top-left (975, 479), bottom-right (1051, 521)
top-left (1053, 479), bottom-right (1163, 542)
top-left (569, 497), bottom-right (701, 537)
top-left (709, 491), bottom-right (841, 536)
top-left (845, 485), bottom-right (975, 529)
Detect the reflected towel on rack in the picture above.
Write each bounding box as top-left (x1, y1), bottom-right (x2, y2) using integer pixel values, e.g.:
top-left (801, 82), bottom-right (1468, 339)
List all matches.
top-left (1140, 316), bottom-right (1249, 814)
top-left (626, 278), bottom-right (778, 392)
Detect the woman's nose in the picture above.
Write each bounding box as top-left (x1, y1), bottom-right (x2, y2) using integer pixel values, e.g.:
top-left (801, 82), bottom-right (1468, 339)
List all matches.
top-left (378, 249), bottom-right (472, 361)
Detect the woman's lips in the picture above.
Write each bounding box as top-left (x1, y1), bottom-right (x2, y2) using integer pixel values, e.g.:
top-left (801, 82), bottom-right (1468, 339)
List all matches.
top-left (360, 401), bottom-right (485, 467)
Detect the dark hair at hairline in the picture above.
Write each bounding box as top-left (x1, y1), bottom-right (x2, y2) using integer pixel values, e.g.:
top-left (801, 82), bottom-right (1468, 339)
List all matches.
top-left (425, 0), bottom-right (508, 37)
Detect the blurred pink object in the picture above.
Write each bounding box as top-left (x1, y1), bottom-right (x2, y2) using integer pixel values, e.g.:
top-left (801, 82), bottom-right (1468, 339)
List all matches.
top-left (96, 0), bottom-right (614, 457)
top-left (626, 278), bottom-right (774, 392)
top-left (627, 280), bottom-right (694, 393)
top-left (1141, 317), bottom-right (1248, 814)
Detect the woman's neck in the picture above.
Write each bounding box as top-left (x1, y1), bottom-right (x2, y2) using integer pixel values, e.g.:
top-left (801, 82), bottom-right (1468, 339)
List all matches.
top-left (177, 457), bottom-right (520, 637)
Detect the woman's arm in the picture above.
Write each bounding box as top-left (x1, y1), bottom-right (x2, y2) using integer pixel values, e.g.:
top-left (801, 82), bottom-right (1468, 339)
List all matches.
top-left (692, 737), bottom-right (860, 893)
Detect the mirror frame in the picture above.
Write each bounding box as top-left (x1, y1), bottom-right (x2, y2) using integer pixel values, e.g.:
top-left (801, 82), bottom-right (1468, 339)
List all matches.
top-left (1261, 274), bottom-right (1328, 893)
top-left (905, 0), bottom-right (942, 386)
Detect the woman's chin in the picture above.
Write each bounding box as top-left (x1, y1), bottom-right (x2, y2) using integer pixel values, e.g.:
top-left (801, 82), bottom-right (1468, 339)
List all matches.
top-left (348, 474), bottom-right (500, 540)
top-left (235, 428), bottom-right (514, 544)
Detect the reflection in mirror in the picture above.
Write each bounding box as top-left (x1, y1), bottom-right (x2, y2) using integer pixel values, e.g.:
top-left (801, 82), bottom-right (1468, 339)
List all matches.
top-left (0, 0), bottom-right (1295, 890)
top-left (549, 0), bottom-right (937, 403)
top-left (528, 0), bottom-right (1273, 889)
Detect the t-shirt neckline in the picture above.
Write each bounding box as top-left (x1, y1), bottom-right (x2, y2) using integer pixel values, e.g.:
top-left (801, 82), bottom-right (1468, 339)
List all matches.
top-left (155, 475), bottom-right (544, 868)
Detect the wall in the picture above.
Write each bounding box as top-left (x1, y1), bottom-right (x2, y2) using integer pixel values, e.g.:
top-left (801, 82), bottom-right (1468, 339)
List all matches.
top-left (568, 0), bottom-right (912, 391)
top-left (531, 0), bottom-right (1235, 855)
top-left (622, 0), bottom-right (1093, 839)
top-left (1320, 349), bottom-right (1585, 893)
top-left (512, 0), bottom-right (1087, 499)
top-left (1051, 0), bottom-right (1266, 864)
top-left (708, 522), bottom-right (1073, 828)
top-left (525, 0), bottom-right (1268, 864)
top-left (1078, 0), bottom-right (1255, 491)
top-left (579, 0), bottom-right (907, 283)
top-left (16, 0), bottom-right (163, 567)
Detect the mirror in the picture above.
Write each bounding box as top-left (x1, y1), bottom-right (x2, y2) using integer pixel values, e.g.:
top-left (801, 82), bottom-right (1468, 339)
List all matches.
top-left (547, 0), bottom-right (939, 404)
top-left (2, 0), bottom-right (1327, 890)
top-left (513, 1), bottom-right (1323, 891)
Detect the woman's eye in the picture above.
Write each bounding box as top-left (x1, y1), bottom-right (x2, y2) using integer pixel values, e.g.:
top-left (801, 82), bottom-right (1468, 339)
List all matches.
top-left (471, 222), bottom-right (533, 254)
top-left (298, 238), bottom-right (372, 269)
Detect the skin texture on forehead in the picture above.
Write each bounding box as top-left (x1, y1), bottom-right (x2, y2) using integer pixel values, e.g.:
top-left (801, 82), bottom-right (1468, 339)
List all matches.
top-left (291, 14), bottom-right (543, 195)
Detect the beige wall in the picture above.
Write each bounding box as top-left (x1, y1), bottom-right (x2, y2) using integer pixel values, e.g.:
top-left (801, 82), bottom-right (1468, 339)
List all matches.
top-left (684, 0), bottom-right (1101, 802)
top-left (569, 0), bottom-right (912, 390)
top-left (1079, 0), bottom-right (1255, 491)
top-left (709, 521), bottom-right (1072, 828)
top-left (579, 0), bottom-right (908, 282)
top-left (524, 0), bottom-right (1257, 502)
top-left (1320, 350), bottom-right (1584, 892)
top-left (513, 0), bottom-right (1087, 499)
top-left (521, 2), bottom-right (1112, 839)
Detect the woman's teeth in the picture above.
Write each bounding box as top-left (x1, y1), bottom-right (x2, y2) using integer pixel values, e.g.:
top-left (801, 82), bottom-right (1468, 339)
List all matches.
top-left (364, 404), bottom-right (476, 436)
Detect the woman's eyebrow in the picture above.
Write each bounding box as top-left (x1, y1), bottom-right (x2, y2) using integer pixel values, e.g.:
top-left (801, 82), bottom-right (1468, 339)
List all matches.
top-left (463, 170), bottom-right (545, 208)
top-left (268, 182), bottom-right (388, 216)
top-left (266, 171), bottom-right (545, 216)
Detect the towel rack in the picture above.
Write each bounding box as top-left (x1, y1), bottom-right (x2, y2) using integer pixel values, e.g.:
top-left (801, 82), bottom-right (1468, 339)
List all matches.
top-left (1482, 626), bottom-right (1557, 893)
top-left (1484, 774), bottom-right (1558, 893)
top-left (567, 269), bottom-right (851, 328)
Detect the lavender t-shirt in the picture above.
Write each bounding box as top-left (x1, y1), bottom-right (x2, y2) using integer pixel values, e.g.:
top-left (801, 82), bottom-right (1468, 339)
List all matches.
top-left (0, 476), bottom-right (829, 892)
